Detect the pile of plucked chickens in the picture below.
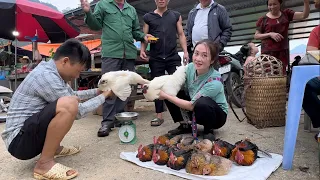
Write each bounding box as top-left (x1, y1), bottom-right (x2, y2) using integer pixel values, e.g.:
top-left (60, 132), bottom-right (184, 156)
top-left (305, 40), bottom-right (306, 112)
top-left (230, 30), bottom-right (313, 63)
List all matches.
top-left (136, 134), bottom-right (272, 176)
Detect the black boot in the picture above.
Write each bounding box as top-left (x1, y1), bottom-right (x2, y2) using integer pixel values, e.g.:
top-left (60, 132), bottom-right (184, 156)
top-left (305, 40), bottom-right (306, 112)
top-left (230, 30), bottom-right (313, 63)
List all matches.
top-left (168, 123), bottom-right (192, 135)
top-left (203, 129), bottom-right (216, 141)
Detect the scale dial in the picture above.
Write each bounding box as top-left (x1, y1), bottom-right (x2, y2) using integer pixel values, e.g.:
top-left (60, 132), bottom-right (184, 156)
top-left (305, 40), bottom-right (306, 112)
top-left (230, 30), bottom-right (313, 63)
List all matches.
top-left (118, 125), bottom-right (135, 143)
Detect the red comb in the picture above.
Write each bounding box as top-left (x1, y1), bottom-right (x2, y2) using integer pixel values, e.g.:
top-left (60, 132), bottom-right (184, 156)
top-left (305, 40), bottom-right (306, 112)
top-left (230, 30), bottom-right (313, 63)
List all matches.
top-left (170, 151), bottom-right (174, 159)
top-left (153, 136), bottom-right (158, 144)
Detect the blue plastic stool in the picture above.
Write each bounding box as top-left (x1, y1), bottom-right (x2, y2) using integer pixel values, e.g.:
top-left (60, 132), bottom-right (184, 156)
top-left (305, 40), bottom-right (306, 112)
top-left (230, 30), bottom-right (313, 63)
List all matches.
top-left (283, 65), bottom-right (320, 170)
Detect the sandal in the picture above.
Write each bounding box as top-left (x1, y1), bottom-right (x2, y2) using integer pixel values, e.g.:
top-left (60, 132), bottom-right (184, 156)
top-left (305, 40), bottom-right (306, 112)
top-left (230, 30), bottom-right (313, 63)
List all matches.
top-left (151, 118), bottom-right (164, 126)
top-left (54, 146), bottom-right (81, 158)
top-left (33, 163), bottom-right (78, 180)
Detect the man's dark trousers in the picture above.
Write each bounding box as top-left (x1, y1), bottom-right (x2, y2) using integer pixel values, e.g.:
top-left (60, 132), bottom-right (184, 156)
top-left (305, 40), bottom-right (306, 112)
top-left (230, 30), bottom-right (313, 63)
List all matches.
top-left (149, 54), bottom-right (182, 113)
top-left (101, 58), bottom-right (135, 126)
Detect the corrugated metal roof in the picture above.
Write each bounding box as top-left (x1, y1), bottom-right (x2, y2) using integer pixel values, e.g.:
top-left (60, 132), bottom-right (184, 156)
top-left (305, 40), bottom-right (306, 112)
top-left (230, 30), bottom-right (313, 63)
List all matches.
top-left (64, 0), bottom-right (319, 47)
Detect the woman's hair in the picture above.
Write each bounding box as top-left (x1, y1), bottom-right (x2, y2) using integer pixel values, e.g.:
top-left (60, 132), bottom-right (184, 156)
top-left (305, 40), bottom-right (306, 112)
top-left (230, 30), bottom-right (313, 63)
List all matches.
top-left (240, 42), bottom-right (253, 56)
top-left (193, 39), bottom-right (219, 68)
top-left (240, 44), bottom-right (251, 56)
top-left (267, 0), bottom-right (282, 5)
top-left (233, 43), bottom-right (251, 63)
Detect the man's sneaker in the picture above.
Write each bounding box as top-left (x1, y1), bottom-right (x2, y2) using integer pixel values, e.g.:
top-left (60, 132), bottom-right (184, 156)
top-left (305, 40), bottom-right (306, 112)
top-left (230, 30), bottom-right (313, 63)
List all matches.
top-left (168, 124), bottom-right (192, 135)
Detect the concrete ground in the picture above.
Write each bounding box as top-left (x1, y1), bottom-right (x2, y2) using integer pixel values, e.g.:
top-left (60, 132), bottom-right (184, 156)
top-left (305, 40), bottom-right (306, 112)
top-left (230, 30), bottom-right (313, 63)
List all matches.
top-left (0, 100), bottom-right (319, 180)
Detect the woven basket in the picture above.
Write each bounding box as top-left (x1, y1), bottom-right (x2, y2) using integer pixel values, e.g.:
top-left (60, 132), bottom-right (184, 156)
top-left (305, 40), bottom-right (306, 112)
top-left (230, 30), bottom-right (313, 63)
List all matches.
top-left (244, 54), bottom-right (283, 77)
top-left (244, 76), bottom-right (287, 128)
top-left (242, 54), bottom-right (287, 128)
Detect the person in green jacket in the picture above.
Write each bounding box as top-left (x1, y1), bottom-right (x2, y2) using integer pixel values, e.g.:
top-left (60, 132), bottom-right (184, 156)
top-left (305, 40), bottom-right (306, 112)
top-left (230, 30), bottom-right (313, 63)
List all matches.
top-left (80, 0), bottom-right (153, 137)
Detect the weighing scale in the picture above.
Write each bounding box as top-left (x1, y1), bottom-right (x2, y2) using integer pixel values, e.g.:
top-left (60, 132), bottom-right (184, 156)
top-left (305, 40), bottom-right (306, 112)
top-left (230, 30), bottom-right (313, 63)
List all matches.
top-left (114, 112), bottom-right (139, 145)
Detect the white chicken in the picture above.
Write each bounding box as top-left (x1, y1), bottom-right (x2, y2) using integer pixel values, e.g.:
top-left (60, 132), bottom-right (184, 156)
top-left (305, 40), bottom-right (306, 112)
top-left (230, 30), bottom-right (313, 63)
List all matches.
top-left (142, 65), bottom-right (187, 101)
top-left (98, 70), bottom-right (150, 101)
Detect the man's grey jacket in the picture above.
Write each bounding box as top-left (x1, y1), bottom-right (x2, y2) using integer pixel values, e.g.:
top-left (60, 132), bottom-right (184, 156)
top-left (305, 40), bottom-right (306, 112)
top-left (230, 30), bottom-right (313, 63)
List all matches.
top-left (185, 2), bottom-right (232, 51)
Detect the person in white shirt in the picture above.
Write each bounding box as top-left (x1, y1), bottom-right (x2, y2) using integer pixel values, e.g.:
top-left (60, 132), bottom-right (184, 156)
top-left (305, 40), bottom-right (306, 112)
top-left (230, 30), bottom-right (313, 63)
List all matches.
top-left (185, 0), bottom-right (232, 61)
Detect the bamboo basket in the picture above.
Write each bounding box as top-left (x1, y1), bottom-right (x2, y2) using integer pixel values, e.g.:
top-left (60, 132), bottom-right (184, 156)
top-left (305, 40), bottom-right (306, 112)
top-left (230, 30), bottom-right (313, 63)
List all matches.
top-left (244, 76), bottom-right (287, 128)
top-left (244, 54), bottom-right (287, 128)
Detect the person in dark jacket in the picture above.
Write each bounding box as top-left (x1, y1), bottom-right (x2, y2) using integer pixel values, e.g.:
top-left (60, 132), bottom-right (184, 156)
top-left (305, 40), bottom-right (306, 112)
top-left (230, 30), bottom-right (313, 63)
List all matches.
top-left (185, 0), bottom-right (232, 61)
top-left (140, 0), bottom-right (189, 126)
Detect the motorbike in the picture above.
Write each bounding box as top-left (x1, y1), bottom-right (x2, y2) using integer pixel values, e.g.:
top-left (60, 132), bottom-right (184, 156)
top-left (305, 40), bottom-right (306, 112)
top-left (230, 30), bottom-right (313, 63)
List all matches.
top-left (218, 48), bottom-right (247, 108)
top-left (0, 86), bottom-right (12, 123)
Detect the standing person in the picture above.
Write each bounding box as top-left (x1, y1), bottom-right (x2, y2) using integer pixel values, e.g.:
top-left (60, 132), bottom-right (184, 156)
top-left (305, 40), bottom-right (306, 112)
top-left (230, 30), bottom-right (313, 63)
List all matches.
top-left (140, 0), bottom-right (189, 126)
top-left (159, 40), bottom-right (228, 140)
top-left (306, 25), bottom-right (320, 51)
top-left (19, 56), bottom-right (34, 72)
top-left (80, 0), bottom-right (153, 137)
top-left (184, 0), bottom-right (232, 61)
top-left (19, 56), bottom-right (31, 66)
top-left (254, 0), bottom-right (310, 74)
top-left (2, 39), bottom-right (113, 179)
top-left (30, 50), bottom-right (43, 69)
top-left (303, 22), bottom-right (320, 137)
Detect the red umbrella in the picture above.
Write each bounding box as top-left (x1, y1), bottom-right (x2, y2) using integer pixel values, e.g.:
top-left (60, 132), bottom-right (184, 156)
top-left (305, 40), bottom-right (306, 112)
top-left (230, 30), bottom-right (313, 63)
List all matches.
top-left (0, 0), bottom-right (80, 43)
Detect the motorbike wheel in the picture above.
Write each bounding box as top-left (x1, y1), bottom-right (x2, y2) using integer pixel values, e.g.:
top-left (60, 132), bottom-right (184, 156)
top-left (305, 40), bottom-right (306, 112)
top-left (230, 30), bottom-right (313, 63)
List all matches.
top-left (226, 72), bottom-right (243, 108)
top-left (0, 96), bottom-right (11, 118)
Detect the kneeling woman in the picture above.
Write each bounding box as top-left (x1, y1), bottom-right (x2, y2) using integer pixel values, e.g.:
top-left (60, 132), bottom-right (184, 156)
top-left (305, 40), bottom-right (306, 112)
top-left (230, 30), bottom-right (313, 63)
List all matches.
top-left (159, 40), bottom-right (228, 140)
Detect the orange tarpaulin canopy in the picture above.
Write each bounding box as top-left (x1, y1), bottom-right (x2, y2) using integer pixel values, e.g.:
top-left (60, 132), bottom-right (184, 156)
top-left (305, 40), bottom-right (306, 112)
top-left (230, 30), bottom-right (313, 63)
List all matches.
top-left (20, 39), bottom-right (101, 57)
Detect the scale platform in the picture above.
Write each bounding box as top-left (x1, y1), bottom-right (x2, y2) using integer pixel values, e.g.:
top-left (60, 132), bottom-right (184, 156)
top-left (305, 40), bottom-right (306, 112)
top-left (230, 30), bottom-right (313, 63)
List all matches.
top-left (115, 112), bottom-right (139, 145)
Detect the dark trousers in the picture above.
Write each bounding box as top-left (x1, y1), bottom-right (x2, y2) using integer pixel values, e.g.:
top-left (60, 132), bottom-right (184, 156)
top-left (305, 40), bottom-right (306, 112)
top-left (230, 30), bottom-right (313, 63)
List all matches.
top-left (149, 54), bottom-right (182, 113)
top-left (101, 57), bottom-right (135, 126)
top-left (165, 91), bottom-right (227, 132)
top-left (8, 100), bottom-right (57, 160)
top-left (302, 77), bottom-right (320, 128)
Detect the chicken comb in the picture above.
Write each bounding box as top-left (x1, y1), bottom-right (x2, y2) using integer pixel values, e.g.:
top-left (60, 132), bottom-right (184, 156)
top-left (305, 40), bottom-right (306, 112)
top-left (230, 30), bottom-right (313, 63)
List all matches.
top-left (213, 141), bottom-right (221, 147)
top-left (152, 148), bottom-right (158, 162)
top-left (234, 144), bottom-right (243, 150)
top-left (152, 146), bottom-right (157, 154)
top-left (138, 144), bottom-right (143, 153)
top-left (169, 151), bottom-right (176, 164)
top-left (237, 140), bottom-right (247, 148)
top-left (169, 151), bottom-right (175, 160)
top-left (153, 136), bottom-right (157, 144)
top-left (169, 151), bottom-right (174, 156)
top-left (212, 142), bottom-right (222, 154)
